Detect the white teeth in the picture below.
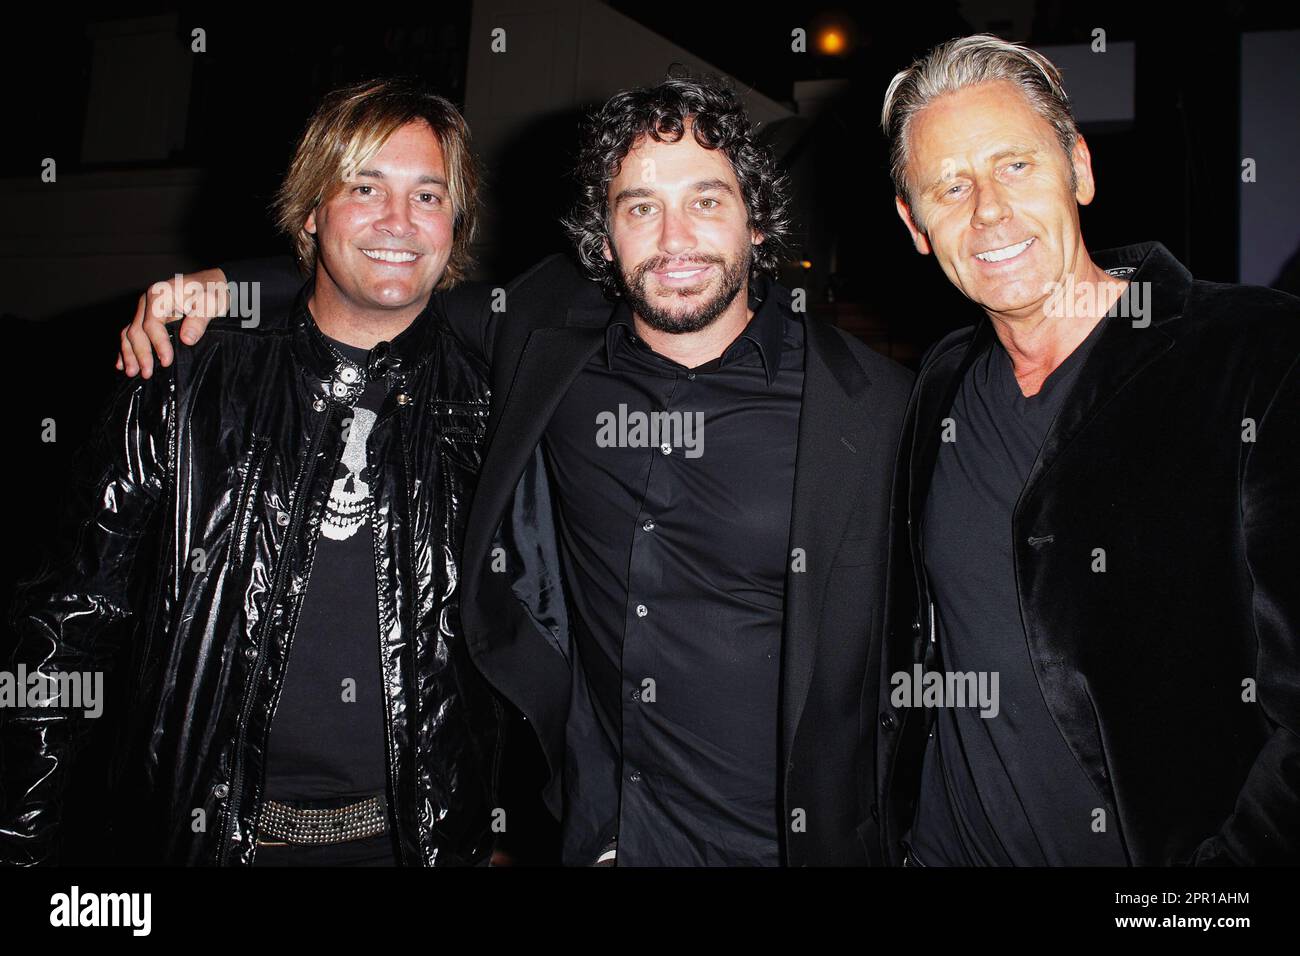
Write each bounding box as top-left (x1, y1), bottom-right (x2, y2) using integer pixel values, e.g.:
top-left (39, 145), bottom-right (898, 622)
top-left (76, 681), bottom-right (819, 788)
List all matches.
top-left (976, 238), bottom-right (1034, 262)
top-left (362, 249), bottom-right (418, 263)
top-left (666, 269), bottom-right (703, 278)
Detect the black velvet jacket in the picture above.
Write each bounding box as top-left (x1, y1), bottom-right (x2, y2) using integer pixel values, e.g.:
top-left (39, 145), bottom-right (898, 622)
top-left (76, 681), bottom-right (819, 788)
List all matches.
top-left (878, 242), bottom-right (1300, 865)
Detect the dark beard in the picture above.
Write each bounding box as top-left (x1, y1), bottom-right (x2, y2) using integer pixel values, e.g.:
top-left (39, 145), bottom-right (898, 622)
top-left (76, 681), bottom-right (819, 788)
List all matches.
top-left (615, 250), bottom-right (749, 334)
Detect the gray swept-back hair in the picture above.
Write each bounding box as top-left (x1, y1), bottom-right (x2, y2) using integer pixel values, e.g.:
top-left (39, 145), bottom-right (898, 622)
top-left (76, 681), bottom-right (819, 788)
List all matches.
top-left (880, 34), bottom-right (1079, 221)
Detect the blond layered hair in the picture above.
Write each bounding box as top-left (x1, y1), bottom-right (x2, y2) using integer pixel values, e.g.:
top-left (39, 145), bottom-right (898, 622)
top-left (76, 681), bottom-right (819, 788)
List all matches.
top-left (881, 34), bottom-right (1080, 218)
top-left (273, 77), bottom-right (479, 288)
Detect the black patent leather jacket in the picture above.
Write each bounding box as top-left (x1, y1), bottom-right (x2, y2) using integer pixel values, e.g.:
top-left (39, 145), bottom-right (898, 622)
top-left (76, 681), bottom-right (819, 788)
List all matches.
top-left (1, 284), bottom-right (502, 865)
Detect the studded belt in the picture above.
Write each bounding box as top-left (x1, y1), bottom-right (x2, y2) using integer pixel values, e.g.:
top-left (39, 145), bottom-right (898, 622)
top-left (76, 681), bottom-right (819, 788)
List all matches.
top-left (257, 795), bottom-right (389, 846)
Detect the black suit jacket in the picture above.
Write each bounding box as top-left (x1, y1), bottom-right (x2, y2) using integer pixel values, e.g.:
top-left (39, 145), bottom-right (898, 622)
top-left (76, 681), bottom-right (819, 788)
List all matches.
top-left (454, 254), bottom-right (914, 865)
top-left (878, 242), bottom-right (1300, 865)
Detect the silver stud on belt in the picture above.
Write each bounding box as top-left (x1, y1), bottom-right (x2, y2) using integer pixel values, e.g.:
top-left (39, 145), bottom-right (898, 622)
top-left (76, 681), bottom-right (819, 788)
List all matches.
top-left (257, 795), bottom-right (389, 846)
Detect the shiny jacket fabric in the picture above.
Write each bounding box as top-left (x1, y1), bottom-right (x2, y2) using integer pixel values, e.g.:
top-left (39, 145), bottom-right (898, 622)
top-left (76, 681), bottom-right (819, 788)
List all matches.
top-left (1, 285), bottom-right (502, 865)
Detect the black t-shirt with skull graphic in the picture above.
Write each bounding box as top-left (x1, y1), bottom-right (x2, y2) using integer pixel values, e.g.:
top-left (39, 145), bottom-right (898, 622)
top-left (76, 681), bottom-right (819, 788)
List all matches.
top-left (263, 337), bottom-right (388, 806)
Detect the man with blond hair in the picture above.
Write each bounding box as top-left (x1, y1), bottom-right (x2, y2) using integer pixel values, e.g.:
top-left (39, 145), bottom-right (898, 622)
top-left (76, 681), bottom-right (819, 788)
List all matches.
top-left (1, 78), bottom-right (504, 866)
top-left (877, 35), bottom-right (1300, 866)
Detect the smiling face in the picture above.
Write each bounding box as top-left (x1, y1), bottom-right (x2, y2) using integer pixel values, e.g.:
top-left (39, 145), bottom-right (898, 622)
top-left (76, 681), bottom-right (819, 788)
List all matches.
top-left (305, 120), bottom-right (454, 327)
top-left (601, 123), bottom-right (761, 334)
top-left (896, 80), bottom-right (1097, 322)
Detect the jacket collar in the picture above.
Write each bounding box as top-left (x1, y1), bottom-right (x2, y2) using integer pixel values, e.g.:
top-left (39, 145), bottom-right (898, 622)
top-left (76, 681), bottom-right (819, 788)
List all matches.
top-left (922, 239), bottom-right (1193, 373)
top-left (289, 279), bottom-right (445, 406)
top-left (1090, 240), bottom-right (1194, 329)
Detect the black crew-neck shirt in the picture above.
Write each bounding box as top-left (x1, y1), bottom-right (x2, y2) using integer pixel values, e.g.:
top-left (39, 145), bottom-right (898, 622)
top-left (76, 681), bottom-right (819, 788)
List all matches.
top-left (908, 314), bottom-right (1128, 866)
top-left (263, 336), bottom-right (389, 805)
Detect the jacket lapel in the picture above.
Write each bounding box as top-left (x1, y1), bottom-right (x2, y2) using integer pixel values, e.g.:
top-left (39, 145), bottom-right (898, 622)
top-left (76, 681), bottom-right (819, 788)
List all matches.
top-left (780, 319), bottom-right (880, 768)
top-left (909, 321), bottom-right (991, 536)
top-left (1020, 316), bottom-right (1175, 503)
top-left (1024, 242), bottom-right (1190, 501)
top-left (463, 314), bottom-right (607, 576)
top-left (1014, 251), bottom-right (1184, 812)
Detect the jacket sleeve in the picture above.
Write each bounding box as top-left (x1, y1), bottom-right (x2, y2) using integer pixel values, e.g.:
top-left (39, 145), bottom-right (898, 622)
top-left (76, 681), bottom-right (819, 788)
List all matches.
top-left (439, 282), bottom-right (496, 366)
top-left (220, 255), bottom-right (304, 327)
top-left (439, 254), bottom-right (588, 368)
top-left (0, 368), bottom-right (172, 865)
top-left (1192, 350), bottom-right (1300, 864)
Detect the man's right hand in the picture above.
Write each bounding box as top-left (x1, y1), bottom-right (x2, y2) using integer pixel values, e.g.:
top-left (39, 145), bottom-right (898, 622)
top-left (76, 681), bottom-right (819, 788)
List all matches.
top-left (117, 268), bottom-right (228, 378)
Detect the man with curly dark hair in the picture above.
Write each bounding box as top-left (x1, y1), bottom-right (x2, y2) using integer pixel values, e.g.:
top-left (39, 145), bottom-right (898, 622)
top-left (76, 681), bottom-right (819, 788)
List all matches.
top-left (115, 75), bottom-right (913, 867)
top-left (564, 77), bottom-right (792, 313)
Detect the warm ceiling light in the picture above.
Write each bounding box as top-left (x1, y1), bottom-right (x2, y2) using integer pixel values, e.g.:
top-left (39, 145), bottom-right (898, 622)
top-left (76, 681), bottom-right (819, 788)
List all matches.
top-left (818, 29), bottom-right (846, 55)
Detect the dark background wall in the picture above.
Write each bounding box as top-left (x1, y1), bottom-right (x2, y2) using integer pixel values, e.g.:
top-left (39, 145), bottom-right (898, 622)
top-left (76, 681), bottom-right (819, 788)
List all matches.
top-left (2, 0), bottom-right (1297, 862)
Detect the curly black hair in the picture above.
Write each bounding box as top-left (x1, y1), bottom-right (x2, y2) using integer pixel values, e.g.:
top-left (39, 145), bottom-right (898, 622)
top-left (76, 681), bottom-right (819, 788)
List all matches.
top-left (563, 74), bottom-right (792, 298)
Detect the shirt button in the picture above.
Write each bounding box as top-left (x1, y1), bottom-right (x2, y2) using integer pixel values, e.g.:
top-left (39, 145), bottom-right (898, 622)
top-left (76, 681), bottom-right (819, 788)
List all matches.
top-left (635, 604), bottom-right (648, 618)
top-left (630, 688), bottom-right (640, 700)
top-left (312, 398), bottom-right (326, 412)
top-left (687, 372), bottom-right (696, 380)
top-left (276, 511), bottom-right (290, 527)
top-left (628, 771), bottom-right (641, 783)
top-left (659, 443), bottom-right (672, 455)
top-left (244, 646), bottom-right (258, 661)
top-left (213, 783), bottom-right (229, 799)
top-left (642, 519), bottom-right (655, 532)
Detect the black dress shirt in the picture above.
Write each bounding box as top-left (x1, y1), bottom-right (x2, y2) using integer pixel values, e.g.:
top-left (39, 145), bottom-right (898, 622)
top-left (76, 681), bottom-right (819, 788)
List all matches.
top-left (542, 283), bottom-right (805, 865)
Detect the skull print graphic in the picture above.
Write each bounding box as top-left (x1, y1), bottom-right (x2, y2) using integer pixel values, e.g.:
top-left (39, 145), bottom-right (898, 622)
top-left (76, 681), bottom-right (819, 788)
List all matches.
top-left (323, 407), bottom-right (377, 541)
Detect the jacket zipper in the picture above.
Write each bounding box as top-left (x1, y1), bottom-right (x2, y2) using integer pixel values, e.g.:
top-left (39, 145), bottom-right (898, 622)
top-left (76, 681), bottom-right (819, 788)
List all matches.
top-left (378, 396), bottom-right (407, 863)
top-left (218, 404), bottom-right (332, 863)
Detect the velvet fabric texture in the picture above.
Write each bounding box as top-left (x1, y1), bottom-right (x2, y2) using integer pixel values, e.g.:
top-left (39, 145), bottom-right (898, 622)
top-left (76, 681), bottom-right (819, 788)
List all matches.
top-left (878, 242), bottom-right (1300, 865)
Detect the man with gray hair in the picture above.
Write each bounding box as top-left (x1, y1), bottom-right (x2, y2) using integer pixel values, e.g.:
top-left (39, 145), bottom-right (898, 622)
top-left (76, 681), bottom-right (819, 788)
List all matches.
top-left (876, 34), bottom-right (1299, 865)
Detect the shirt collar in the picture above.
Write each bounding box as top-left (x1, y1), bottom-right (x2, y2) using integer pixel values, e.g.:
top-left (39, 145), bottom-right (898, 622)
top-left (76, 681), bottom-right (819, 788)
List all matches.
top-left (603, 273), bottom-right (786, 385)
top-left (290, 279), bottom-right (443, 406)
